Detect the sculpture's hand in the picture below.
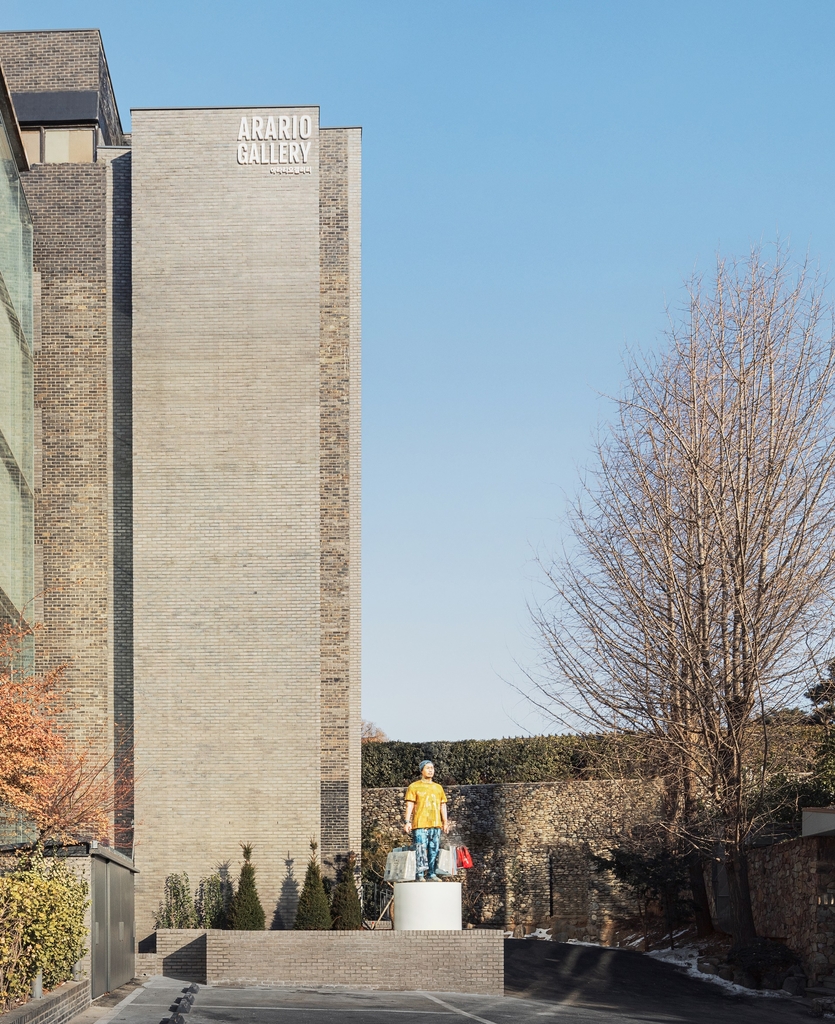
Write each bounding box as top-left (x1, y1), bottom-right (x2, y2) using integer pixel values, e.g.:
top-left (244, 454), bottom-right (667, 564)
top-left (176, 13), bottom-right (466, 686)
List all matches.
top-left (403, 822), bottom-right (412, 836)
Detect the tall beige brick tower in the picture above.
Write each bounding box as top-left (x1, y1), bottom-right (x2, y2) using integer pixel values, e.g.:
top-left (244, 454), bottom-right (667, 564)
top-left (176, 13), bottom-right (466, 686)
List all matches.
top-left (131, 108), bottom-right (361, 936)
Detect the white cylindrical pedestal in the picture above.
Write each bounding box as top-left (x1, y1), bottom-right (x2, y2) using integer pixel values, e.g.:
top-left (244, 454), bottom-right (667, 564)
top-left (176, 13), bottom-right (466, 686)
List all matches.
top-left (393, 881), bottom-right (462, 931)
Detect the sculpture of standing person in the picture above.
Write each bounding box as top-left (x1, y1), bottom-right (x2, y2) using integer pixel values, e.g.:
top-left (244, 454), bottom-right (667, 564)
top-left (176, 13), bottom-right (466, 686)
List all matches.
top-left (403, 759), bottom-right (450, 881)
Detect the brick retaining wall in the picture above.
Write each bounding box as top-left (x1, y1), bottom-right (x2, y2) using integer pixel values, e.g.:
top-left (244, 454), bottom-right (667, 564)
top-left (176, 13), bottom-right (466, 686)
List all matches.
top-left (207, 930), bottom-right (503, 994)
top-left (153, 929), bottom-right (503, 994)
top-left (0, 981), bottom-right (90, 1024)
top-left (154, 930), bottom-right (208, 983)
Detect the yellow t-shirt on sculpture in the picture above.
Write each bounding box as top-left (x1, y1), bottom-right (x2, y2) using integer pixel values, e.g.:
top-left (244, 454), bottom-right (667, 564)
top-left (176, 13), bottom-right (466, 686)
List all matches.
top-left (404, 779), bottom-right (447, 829)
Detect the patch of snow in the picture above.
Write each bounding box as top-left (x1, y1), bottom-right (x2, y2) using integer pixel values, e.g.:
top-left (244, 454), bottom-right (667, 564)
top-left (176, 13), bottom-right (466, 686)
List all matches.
top-left (523, 928), bottom-right (553, 941)
top-left (647, 944), bottom-right (786, 999)
top-left (564, 938), bottom-right (603, 947)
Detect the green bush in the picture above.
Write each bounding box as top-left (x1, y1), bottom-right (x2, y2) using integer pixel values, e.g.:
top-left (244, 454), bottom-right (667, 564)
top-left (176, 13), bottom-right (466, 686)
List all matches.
top-left (229, 844), bottom-right (266, 930)
top-left (361, 735), bottom-right (620, 788)
top-left (154, 873), bottom-right (197, 929)
top-left (330, 853), bottom-right (362, 930)
top-left (195, 872), bottom-right (231, 929)
top-left (0, 854), bottom-right (88, 1010)
top-left (293, 841), bottom-right (332, 930)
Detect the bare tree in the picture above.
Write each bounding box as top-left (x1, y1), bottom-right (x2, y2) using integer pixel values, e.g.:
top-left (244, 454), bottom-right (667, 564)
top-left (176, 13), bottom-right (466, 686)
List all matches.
top-left (361, 720), bottom-right (389, 744)
top-left (532, 249), bottom-right (835, 943)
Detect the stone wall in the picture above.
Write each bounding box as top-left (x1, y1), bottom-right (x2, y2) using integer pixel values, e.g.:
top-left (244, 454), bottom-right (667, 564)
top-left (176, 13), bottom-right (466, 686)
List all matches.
top-left (363, 781), bottom-right (664, 939)
top-left (749, 836), bottom-right (835, 983)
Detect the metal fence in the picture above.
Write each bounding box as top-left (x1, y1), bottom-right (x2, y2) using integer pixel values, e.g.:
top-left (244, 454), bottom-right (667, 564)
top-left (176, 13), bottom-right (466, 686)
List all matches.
top-left (361, 880), bottom-right (393, 927)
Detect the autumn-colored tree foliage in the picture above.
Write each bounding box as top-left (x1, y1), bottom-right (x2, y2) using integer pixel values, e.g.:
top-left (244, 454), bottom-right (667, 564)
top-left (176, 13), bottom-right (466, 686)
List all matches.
top-left (0, 622), bottom-right (128, 846)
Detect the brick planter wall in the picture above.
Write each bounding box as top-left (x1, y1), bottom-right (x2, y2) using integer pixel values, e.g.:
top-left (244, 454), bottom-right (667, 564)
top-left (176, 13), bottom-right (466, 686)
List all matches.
top-left (207, 930), bottom-right (503, 994)
top-left (153, 929), bottom-right (503, 995)
top-left (0, 981), bottom-right (90, 1024)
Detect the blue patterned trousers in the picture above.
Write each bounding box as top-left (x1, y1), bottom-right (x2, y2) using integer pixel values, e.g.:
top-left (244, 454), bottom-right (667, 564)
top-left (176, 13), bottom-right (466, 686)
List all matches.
top-left (413, 827), bottom-right (441, 878)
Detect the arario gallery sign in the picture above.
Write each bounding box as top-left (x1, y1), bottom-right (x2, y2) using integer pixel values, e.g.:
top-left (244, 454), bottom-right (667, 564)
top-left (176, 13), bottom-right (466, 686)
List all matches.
top-left (236, 115), bottom-right (313, 172)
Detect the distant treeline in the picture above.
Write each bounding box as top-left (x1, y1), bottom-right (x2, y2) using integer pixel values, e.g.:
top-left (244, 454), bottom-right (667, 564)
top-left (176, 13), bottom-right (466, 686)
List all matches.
top-left (361, 735), bottom-right (632, 789)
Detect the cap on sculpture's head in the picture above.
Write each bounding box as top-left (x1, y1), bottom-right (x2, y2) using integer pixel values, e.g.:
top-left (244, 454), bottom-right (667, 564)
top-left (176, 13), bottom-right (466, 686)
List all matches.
top-left (419, 760), bottom-right (434, 772)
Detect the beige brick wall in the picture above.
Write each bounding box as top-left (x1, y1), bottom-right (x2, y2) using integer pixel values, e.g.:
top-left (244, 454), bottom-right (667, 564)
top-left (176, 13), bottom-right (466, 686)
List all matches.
top-left (204, 929), bottom-right (503, 994)
top-left (132, 106), bottom-right (325, 938)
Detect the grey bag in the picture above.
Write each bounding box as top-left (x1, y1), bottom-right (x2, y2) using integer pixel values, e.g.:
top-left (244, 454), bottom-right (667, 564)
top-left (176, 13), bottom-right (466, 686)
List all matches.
top-left (384, 846), bottom-right (416, 882)
top-left (435, 846), bottom-right (457, 877)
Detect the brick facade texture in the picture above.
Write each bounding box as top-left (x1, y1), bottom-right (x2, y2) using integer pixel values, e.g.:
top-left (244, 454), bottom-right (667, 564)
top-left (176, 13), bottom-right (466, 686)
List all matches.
top-left (318, 128), bottom-right (362, 865)
top-left (149, 928), bottom-right (503, 995)
top-left (0, 981), bottom-right (90, 1024)
top-left (363, 781), bottom-right (665, 938)
top-left (0, 32), bottom-right (131, 840)
top-left (0, 31), bottom-right (124, 145)
top-left (2, 31), bottom-right (361, 936)
top-left (17, 162), bottom-right (114, 759)
top-left (131, 107), bottom-right (361, 939)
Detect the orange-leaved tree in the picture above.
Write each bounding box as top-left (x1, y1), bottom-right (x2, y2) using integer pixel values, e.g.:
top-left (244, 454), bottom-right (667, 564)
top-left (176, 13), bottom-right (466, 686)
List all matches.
top-left (0, 622), bottom-right (130, 846)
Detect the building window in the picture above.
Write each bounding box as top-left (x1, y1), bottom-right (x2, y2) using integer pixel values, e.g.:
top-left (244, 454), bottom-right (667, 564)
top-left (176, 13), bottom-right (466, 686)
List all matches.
top-left (20, 129), bottom-right (41, 165)
top-left (43, 129), bottom-right (95, 164)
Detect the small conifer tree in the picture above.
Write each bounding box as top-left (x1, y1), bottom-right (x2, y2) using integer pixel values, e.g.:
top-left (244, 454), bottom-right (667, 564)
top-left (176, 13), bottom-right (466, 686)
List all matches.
top-left (330, 852), bottom-right (363, 930)
top-left (229, 843), bottom-right (266, 930)
top-left (293, 840), bottom-right (332, 930)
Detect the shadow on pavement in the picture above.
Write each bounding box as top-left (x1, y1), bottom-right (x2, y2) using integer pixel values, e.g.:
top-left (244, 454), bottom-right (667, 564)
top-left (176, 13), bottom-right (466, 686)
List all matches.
top-left (504, 940), bottom-right (812, 1024)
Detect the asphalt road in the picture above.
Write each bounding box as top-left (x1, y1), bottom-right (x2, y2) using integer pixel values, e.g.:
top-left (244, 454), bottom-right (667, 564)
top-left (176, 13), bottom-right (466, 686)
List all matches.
top-left (504, 940), bottom-right (811, 1023)
top-left (78, 941), bottom-right (812, 1024)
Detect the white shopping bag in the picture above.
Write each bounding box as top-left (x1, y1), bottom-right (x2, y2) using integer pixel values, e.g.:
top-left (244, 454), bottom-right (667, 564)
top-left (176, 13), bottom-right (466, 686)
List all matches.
top-left (384, 847), bottom-right (416, 882)
top-left (436, 846), bottom-right (457, 877)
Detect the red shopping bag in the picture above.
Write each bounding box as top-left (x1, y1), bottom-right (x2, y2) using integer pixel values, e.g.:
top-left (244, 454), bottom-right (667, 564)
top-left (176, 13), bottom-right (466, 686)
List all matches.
top-left (456, 846), bottom-right (473, 869)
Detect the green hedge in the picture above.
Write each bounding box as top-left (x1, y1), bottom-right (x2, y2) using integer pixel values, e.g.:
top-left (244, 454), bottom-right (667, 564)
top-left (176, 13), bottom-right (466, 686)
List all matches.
top-left (0, 855), bottom-right (88, 1010)
top-left (361, 735), bottom-right (619, 788)
top-left (361, 723), bottom-right (822, 792)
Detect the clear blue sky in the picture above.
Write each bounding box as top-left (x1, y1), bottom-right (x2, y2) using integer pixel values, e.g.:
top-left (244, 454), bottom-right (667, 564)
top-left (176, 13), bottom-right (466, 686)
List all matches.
top-left (8, 1), bottom-right (835, 741)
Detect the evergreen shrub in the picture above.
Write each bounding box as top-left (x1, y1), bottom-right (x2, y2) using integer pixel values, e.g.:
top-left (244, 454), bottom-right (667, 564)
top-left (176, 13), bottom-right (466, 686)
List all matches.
top-left (330, 852), bottom-right (362, 930)
top-left (293, 840), bottom-right (332, 930)
top-left (230, 844), bottom-right (266, 930)
top-left (195, 872), bottom-right (231, 928)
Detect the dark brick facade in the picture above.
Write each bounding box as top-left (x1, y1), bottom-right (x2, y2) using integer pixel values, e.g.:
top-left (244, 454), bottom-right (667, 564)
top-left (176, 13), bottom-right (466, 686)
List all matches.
top-left (0, 31), bottom-right (124, 145)
top-left (0, 31), bottom-right (132, 840)
top-left (319, 129), bottom-right (354, 860)
top-left (23, 162), bottom-right (112, 756)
